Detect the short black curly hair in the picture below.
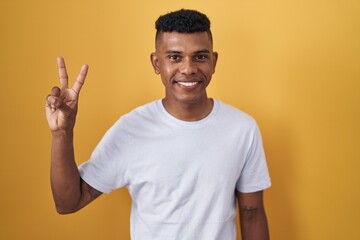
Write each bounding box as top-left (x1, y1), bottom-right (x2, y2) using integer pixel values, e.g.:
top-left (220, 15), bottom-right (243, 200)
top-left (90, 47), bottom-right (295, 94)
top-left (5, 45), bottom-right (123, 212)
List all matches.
top-left (155, 9), bottom-right (213, 45)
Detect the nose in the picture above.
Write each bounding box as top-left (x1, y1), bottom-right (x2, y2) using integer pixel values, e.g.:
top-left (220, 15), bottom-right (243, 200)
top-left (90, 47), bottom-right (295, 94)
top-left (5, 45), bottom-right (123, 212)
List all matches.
top-left (179, 58), bottom-right (197, 75)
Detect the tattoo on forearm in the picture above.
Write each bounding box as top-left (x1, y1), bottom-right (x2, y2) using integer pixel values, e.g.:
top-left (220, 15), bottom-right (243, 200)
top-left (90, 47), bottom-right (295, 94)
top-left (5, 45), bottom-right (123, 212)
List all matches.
top-left (241, 206), bottom-right (258, 215)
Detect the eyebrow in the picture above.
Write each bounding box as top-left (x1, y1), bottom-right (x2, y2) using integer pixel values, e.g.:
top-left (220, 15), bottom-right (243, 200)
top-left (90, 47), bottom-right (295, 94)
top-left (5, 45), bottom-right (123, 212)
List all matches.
top-left (195, 49), bottom-right (210, 54)
top-left (166, 50), bottom-right (181, 54)
top-left (165, 49), bottom-right (211, 54)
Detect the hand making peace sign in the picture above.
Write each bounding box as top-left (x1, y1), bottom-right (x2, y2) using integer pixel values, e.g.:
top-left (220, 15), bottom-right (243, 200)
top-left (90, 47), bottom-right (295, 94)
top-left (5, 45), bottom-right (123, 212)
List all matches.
top-left (46, 57), bottom-right (89, 132)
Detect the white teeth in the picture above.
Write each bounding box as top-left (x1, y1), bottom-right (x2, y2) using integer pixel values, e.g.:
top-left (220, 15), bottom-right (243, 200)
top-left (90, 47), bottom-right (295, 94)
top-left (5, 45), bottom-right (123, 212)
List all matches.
top-left (177, 82), bottom-right (198, 87)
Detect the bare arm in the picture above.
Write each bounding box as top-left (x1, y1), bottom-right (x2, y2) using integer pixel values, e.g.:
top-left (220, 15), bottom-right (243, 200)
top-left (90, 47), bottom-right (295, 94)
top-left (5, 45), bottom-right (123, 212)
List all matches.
top-left (46, 57), bottom-right (102, 214)
top-left (237, 191), bottom-right (270, 240)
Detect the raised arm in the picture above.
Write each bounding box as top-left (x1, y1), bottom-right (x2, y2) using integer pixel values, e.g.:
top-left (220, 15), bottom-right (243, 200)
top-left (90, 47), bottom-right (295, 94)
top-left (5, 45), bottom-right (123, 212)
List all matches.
top-left (46, 57), bottom-right (102, 214)
top-left (237, 190), bottom-right (270, 240)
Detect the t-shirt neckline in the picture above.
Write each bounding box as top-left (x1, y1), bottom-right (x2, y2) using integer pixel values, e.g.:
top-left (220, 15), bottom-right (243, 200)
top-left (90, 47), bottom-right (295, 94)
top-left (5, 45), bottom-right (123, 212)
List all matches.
top-left (156, 99), bottom-right (219, 127)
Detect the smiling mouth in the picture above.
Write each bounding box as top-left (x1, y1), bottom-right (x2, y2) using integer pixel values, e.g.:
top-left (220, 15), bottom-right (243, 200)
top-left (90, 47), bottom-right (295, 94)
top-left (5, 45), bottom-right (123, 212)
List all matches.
top-left (177, 81), bottom-right (199, 87)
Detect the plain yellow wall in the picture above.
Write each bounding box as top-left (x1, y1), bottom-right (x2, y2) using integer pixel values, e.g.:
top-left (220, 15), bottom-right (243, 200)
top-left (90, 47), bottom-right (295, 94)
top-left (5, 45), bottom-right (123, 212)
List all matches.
top-left (0, 0), bottom-right (359, 239)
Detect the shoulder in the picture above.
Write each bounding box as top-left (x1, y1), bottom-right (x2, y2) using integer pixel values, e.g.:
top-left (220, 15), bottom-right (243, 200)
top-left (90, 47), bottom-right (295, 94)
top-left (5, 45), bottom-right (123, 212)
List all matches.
top-left (110, 100), bottom-right (162, 132)
top-left (215, 100), bottom-right (258, 129)
top-left (121, 100), bottom-right (160, 123)
top-left (98, 100), bottom-right (161, 144)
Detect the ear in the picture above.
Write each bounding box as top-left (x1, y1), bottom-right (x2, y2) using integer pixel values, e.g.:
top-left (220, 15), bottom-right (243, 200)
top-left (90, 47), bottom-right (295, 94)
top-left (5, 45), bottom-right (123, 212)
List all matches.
top-left (150, 52), bottom-right (160, 74)
top-left (212, 52), bottom-right (218, 74)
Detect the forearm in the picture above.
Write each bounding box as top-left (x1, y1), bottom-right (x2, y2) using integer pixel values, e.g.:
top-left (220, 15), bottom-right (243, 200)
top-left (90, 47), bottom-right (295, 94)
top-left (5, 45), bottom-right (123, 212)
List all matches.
top-left (50, 130), bottom-right (81, 213)
top-left (240, 207), bottom-right (269, 240)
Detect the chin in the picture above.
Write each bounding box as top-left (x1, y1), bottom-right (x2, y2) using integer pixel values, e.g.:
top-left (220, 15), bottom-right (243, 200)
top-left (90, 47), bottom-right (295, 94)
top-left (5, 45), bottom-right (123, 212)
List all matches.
top-left (175, 94), bottom-right (207, 105)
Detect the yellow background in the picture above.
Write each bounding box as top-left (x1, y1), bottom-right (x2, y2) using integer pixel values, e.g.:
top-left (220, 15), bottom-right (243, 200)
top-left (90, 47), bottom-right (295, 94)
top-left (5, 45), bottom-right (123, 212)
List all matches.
top-left (0, 0), bottom-right (359, 239)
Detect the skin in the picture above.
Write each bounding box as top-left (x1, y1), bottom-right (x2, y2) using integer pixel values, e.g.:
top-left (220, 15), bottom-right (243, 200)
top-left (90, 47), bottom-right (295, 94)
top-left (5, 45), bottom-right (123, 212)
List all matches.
top-left (151, 31), bottom-right (218, 121)
top-left (46, 57), bottom-right (102, 214)
top-left (237, 191), bottom-right (270, 240)
top-left (46, 31), bottom-right (269, 239)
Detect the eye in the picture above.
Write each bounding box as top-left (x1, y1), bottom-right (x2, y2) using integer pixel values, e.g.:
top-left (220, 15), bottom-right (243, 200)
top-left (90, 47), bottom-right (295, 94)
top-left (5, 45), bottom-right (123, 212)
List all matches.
top-left (168, 55), bottom-right (181, 61)
top-left (194, 54), bottom-right (209, 61)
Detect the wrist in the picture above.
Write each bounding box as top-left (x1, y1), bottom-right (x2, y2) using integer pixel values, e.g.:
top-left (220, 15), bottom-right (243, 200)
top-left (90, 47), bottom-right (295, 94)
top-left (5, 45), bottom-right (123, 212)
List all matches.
top-left (51, 129), bottom-right (74, 138)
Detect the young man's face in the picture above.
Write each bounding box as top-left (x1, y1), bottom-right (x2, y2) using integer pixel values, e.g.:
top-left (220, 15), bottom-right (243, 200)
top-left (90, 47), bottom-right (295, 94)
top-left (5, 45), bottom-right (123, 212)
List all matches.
top-left (151, 31), bottom-right (218, 106)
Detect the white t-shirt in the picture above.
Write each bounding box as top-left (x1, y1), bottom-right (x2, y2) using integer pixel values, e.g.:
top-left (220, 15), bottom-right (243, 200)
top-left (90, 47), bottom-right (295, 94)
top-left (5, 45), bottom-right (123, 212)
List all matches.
top-left (79, 99), bottom-right (271, 240)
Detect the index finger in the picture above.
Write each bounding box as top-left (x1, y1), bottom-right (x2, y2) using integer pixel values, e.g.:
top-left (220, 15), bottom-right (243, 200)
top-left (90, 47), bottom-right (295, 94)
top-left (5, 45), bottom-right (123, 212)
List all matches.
top-left (57, 56), bottom-right (68, 89)
top-left (72, 64), bottom-right (89, 94)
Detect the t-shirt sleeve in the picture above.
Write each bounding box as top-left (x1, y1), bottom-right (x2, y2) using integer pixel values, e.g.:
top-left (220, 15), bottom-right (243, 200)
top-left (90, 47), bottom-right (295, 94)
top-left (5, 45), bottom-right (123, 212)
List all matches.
top-left (78, 118), bottom-right (131, 194)
top-left (236, 123), bottom-right (271, 193)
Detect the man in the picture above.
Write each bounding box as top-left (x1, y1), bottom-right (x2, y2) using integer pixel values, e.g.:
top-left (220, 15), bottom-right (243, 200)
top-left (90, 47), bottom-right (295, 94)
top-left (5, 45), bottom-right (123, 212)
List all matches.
top-left (46, 9), bottom-right (271, 240)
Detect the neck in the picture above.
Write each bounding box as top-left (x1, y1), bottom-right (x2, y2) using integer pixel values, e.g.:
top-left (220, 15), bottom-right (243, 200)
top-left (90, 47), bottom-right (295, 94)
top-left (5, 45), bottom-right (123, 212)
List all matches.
top-left (162, 97), bottom-right (214, 122)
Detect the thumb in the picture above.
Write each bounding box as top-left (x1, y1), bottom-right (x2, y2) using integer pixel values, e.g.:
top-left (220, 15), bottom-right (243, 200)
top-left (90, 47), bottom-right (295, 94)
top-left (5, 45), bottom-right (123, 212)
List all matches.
top-left (46, 95), bottom-right (73, 115)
